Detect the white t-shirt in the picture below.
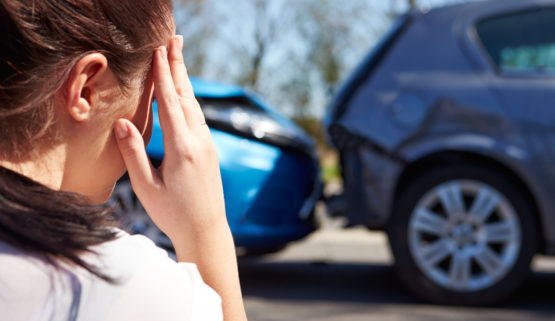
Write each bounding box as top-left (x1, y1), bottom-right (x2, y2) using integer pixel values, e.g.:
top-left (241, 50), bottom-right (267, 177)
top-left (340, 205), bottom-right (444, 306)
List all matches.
top-left (0, 230), bottom-right (223, 321)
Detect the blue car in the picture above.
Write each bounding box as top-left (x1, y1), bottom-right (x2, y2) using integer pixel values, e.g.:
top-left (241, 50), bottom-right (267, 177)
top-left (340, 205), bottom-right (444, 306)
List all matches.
top-left (112, 78), bottom-right (321, 255)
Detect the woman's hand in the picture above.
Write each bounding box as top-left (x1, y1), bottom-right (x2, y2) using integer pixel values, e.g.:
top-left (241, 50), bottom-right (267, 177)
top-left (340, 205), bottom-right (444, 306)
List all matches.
top-left (114, 35), bottom-right (247, 321)
top-left (114, 36), bottom-right (225, 242)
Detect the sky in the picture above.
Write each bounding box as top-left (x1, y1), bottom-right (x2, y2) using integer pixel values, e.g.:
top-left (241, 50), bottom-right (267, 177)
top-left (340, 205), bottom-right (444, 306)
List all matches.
top-left (173, 0), bottom-right (485, 118)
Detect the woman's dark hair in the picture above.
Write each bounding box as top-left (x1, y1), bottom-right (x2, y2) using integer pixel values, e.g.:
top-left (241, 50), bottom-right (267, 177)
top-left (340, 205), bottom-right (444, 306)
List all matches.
top-left (0, 166), bottom-right (119, 280)
top-left (0, 0), bottom-right (173, 280)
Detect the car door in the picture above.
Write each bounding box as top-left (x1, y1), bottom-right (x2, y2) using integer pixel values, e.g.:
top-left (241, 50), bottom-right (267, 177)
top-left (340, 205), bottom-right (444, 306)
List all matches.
top-left (473, 5), bottom-right (555, 240)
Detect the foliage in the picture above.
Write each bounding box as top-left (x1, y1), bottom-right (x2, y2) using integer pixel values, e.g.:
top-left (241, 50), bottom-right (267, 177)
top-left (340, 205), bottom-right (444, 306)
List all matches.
top-left (173, 0), bottom-right (381, 119)
top-left (172, 0), bottom-right (478, 127)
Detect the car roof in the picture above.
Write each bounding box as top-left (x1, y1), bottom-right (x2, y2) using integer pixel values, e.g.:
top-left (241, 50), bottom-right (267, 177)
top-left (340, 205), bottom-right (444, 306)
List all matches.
top-left (427, 0), bottom-right (555, 17)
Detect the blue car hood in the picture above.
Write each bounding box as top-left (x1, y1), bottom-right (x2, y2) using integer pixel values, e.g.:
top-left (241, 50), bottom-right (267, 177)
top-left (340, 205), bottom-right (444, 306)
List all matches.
top-left (148, 77), bottom-right (316, 158)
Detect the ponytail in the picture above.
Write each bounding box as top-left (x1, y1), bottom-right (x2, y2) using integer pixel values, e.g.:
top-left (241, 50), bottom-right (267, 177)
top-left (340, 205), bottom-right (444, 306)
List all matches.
top-left (0, 166), bottom-right (120, 281)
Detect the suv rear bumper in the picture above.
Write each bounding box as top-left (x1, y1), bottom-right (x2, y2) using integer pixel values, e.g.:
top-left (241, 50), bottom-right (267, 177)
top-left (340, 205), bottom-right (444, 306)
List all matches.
top-left (339, 144), bottom-right (402, 229)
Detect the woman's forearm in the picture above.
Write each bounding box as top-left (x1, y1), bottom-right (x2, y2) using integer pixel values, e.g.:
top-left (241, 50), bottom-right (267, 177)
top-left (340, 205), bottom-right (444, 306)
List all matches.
top-left (173, 219), bottom-right (247, 321)
top-left (115, 37), bottom-right (247, 320)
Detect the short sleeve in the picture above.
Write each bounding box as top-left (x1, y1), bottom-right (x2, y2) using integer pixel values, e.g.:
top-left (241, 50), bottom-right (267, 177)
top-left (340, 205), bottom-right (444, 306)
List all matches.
top-left (83, 231), bottom-right (223, 321)
top-left (179, 263), bottom-right (223, 321)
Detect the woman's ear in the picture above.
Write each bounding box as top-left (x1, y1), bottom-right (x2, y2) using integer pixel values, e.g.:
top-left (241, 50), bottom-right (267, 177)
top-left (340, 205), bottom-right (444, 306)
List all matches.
top-left (65, 53), bottom-right (108, 122)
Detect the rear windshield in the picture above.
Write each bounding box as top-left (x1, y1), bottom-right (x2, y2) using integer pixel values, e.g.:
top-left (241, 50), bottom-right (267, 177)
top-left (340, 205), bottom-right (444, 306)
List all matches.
top-left (476, 8), bottom-right (555, 75)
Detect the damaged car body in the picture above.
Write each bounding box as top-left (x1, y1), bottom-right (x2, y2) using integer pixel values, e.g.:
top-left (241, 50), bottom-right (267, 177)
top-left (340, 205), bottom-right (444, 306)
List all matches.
top-left (326, 0), bottom-right (555, 305)
top-left (113, 77), bottom-right (321, 256)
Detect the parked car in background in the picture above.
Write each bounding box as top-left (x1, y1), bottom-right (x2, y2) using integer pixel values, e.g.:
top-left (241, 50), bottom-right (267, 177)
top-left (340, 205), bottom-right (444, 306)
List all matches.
top-left (113, 77), bottom-right (321, 255)
top-left (325, 0), bottom-right (555, 305)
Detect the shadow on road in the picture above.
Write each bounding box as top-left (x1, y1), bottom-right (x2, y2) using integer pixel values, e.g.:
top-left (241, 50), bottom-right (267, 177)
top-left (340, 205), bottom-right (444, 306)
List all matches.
top-left (238, 259), bottom-right (555, 312)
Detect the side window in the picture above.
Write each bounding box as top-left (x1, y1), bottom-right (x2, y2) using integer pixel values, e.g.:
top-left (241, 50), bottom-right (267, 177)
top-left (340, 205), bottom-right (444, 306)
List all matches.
top-left (476, 8), bottom-right (555, 74)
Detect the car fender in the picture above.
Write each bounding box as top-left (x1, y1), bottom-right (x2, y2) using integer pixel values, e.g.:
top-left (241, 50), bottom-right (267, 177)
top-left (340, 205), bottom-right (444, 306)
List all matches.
top-left (396, 133), bottom-right (555, 252)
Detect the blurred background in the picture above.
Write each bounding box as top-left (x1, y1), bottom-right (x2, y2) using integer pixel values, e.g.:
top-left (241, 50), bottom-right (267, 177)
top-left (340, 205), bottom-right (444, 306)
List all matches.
top-left (113, 0), bottom-right (555, 320)
top-left (172, 0), bottom-right (472, 185)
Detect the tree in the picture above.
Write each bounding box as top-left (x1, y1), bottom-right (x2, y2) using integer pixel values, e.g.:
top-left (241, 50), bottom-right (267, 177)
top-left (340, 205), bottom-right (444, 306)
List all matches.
top-left (293, 0), bottom-right (377, 102)
top-left (172, 0), bottom-right (387, 118)
top-left (237, 0), bottom-right (280, 89)
top-left (173, 0), bottom-right (215, 76)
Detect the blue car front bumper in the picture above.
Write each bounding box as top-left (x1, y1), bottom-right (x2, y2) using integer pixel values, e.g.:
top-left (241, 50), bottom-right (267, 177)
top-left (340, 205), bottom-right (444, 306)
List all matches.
top-left (147, 103), bottom-right (320, 250)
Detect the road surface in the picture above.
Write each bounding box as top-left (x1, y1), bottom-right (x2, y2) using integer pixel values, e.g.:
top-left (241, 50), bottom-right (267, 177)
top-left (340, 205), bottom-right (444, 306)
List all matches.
top-left (240, 214), bottom-right (555, 321)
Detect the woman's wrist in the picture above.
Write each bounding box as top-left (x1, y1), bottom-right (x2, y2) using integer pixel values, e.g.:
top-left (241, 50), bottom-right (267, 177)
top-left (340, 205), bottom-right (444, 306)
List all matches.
top-left (169, 216), bottom-right (247, 320)
top-left (169, 215), bottom-right (234, 263)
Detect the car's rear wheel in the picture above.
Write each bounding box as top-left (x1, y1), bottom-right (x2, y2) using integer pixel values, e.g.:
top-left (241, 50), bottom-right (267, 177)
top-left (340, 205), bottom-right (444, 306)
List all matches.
top-left (388, 164), bottom-right (539, 305)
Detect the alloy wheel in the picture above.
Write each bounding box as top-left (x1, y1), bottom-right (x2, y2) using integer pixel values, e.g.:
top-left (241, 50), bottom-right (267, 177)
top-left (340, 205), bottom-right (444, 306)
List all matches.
top-left (408, 180), bottom-right (521, 292)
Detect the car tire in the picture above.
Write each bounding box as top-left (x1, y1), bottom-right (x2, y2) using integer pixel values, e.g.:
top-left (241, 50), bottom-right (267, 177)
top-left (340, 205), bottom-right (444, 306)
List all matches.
top-left (110, 179), bottom-right (174, 252)
top-left (111, 178), bottom-right (284, 258)
top-left (388, 163), bottom-right (539, 305)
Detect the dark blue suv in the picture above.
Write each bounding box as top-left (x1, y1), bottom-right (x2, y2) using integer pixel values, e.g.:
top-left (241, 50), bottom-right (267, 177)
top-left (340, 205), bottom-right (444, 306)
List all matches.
top-left (326, 0), bottom-right (555, 305)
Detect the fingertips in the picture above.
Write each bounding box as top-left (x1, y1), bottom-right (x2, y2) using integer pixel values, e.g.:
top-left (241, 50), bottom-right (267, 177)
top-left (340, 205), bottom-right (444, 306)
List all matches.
top-left (175, 35), bottom-right (183, 53)
top-left (114, 119), bottom-right (144, 158)
top-left (114, 119), bottom-right (157, 193)
top-left (169, 35), bottom-right (184, 64)
top-left (153, 46), bottom-right (168, 76)
top-left (168, 35), bottom-right (183, 58)
top-left (168, 35), bottom-right (194, 98)
top-left (114, 118), bottom-right (129, 139)
top-left (160, 45), bottom-right (168, 58)
top-left (154, 46), bottom-right (168, 71)
top-left (153, 44), bottom-right (189, 147)
top-left (153, 46), bottom-right (175, 95)
top-left (166, 35), bottom-right (205, 126)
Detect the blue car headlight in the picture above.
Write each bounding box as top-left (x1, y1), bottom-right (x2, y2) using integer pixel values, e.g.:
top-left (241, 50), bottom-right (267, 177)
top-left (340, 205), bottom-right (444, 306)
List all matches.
top-left (199, 97), bottom-right (316, 157)
top-left (206, 104), bottom-right (286, 139)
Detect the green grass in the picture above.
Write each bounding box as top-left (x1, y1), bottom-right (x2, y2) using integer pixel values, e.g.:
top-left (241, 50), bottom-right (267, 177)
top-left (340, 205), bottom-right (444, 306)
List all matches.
top-left (320, 161), bottom-right (341, 183)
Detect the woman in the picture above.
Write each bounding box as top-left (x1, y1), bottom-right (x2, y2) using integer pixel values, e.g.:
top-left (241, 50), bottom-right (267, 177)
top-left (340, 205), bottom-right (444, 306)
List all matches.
top-left (0, 0), bottom-right (247, 320)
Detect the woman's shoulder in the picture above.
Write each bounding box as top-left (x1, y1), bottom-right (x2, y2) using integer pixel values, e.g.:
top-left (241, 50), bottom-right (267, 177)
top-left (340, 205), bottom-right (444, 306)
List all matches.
top-left (90, 229), bottom-right (174, 271)
top-left (0, 230), bottom-right (222, 321)
top-left (83, 229), bottom-right (223, 320)
top-left (0, 241), bottom-right (73, 321)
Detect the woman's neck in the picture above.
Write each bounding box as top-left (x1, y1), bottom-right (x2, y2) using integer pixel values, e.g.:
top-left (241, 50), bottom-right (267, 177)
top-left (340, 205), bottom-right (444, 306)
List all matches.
top-left (0, 145), bottom-right (67, 190)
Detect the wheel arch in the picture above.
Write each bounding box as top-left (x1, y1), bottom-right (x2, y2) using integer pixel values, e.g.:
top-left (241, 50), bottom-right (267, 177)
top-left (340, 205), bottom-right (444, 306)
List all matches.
top-left (392, 150), bottom-right (545, 252)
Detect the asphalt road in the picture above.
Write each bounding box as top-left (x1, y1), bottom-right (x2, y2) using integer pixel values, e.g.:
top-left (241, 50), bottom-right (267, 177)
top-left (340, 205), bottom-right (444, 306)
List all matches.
top-left (239, 218), bottom-right (555, 321)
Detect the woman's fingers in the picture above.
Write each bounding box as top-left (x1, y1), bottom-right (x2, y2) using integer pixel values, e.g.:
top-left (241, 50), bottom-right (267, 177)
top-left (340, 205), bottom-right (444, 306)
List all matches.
top-left (153, 46), bottom-right (189, 149)
top-left (114, 119), bottom-right (159, 196)
top-left (168, 35), bottom-right (206, 126)
top-left (168, 36), bottom-right (194, 101)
